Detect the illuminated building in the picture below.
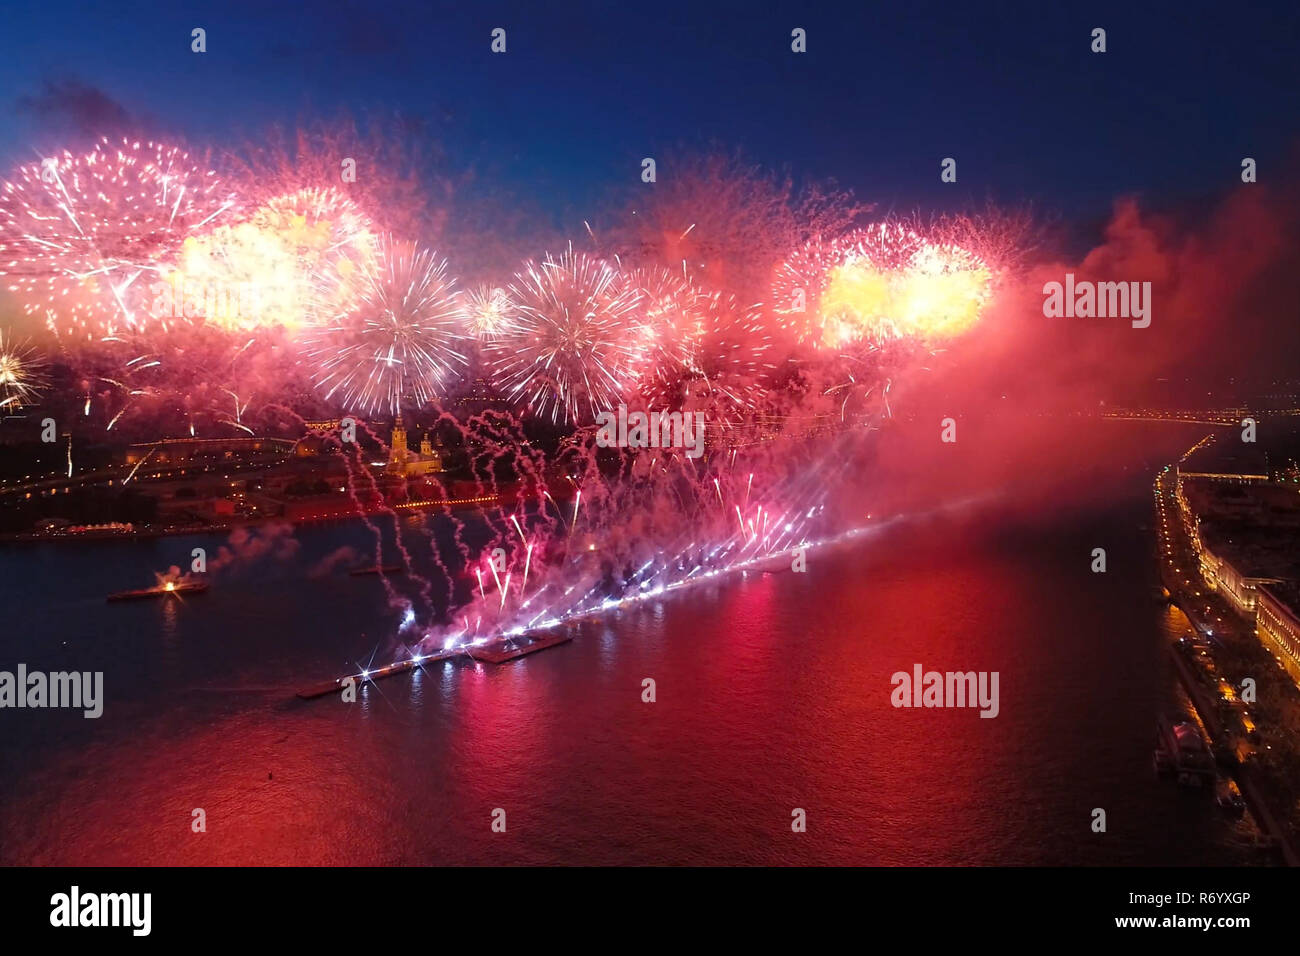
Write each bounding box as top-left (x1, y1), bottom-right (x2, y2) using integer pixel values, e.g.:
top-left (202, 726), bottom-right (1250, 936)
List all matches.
top-left (124, 437), bottom-right (295, 467)
top-left (1176, 472), bottom-right (1300, 617)
top-left (386, 416), bottom-right (443, 477)
top-left (1200, 543), bottom-right (1284, 616)
top-left (1256, 584), bottom-right (1300, 689)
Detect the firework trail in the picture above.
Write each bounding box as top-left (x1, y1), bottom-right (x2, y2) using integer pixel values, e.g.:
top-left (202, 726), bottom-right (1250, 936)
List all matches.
top-left (82, 321), bottom-right (303, 435)
top-left (302, 235), bottom-right (468, 417)
top-left (329, 427), bottom-right (419, 619)
top-left (464, 409), bottom-right (563, 586)
top-left (403, 405), bottom-right (483, 576)
top-left (0, 138), bottom-right (236, 339)
top-left (415, 414), bottom-right (869, 653)
top-left (486, 246), bottom-right (645, 425)
top-left (259, 405), bottom-right (437, 613)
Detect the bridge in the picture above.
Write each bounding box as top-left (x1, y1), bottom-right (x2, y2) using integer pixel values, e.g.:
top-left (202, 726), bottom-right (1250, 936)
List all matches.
top-left (1101, 407), bottom-right (1300, 426)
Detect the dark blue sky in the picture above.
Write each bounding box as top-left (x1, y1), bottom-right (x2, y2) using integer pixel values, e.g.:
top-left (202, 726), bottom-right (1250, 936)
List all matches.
top-left (1, 0), bottom-right (1297, 225)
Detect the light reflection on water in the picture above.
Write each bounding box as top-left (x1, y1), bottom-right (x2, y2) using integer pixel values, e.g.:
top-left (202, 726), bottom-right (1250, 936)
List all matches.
top-left (0, 495), bottom-right (1267, 865)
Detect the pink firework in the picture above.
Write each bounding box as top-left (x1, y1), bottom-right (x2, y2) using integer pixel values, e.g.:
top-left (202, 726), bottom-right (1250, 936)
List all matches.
top-left (301, 235), bottom-right (468, 417)
top-left (622, 264), bottom-right (705, 406)
top-left (682, 291), bottom-right (775, 419)
top-left (487, 247), bottom-right (645, 425)
top-left (219, 114), bottom-right (438, 238)
top-left (0, 138), bottom-right (236, 340)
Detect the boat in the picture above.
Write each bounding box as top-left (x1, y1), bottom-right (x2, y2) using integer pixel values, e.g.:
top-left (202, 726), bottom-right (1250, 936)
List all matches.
top-left (347, 563), bottom-right (405, 576)
top-left (1155, 712), bottom-right (1216, 786)
top-left (107, 580), bottom-right (209, 602)
top-left (1216, 778), bottom-right (1246, 817)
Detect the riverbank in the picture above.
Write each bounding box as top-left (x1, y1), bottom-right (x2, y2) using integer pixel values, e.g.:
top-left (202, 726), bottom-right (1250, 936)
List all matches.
top-left (0, 491), bottom-right (505, 545)
top-left (1154, 461), bottom-right (1300, 864)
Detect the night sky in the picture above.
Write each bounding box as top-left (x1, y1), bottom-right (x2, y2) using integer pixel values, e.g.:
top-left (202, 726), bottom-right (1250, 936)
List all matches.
top-left (2, 0), bottom-right (1297, 225)
top-left (3, 1), bottom-right (1300, 398)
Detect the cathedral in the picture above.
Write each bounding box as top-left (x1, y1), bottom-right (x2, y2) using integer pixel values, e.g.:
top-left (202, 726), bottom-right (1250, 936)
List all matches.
top-left (386, 416), bottom-right (443, 477)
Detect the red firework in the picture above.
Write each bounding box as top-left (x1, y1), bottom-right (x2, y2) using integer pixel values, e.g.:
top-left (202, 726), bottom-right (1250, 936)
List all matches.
top-left (622, 264), bottom-right (705, 407)
top-left (682, 291), bottom-right (776, 420)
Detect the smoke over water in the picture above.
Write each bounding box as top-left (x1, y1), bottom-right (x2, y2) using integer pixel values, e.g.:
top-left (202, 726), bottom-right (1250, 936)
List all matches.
top-left (864, 182), bottom-right (1300, 518)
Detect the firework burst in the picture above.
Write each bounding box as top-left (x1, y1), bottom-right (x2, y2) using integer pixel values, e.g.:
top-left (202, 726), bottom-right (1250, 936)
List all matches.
top-left (487, 247), bottom-right (645, 425)
top-left (0, 329), bottom-right (48, 409)
top-left (0, 138), bottom-right (235, 340)
top-left (302, 235), bottom-right (468, 416)
top-left (462, 285), bottom-right (516, 340)
top-left (622, 264), bottom-right (705, 406)
top-left (219, 114), bottom-right (439, 238)
top-left (772, 222), bottom-right (991, 350)
top-left (70, 317), bottom-right (303, 436)
top-left (167, 186), bottom-right (376, 332)
top-left (680, 292), bottom-right (775, 420)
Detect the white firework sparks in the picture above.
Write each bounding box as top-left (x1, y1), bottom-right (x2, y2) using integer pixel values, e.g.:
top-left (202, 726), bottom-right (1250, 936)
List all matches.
top-left (302, 235), bottom-right (468, 416)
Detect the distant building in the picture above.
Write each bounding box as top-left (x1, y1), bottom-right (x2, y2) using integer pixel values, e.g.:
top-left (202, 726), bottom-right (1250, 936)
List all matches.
top-left (386, 416), bottom-right (443, 477)
top-left (1179, 474), bottom-right (1300, 617)
top-left (124, 437), bottom-right (294, 467)
top-left (1201, 543), bottom-right (1285, 616)
top-left (1256, 584), bottom-right (1300, 689)
top-left (453, 376), bottom-right (501, 410)
top-left (294, 435), bottom-right (328, 457)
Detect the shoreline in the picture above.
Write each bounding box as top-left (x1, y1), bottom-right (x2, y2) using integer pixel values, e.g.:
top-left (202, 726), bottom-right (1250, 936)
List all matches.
top-left (0, 492), bottom-right (506, 545)
top-left (1153, 462), bottom-right (1299, 866)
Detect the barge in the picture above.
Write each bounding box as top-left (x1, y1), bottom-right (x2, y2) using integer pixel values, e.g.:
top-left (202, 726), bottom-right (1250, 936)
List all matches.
top-left (296, 628), bottom-right (573, 699)
top-left (466, 630), bottom-right (573, 664)
top-left (1154, 712), bottom-right (1217, 787)
top-left (107, 580), bottom-right (209, 602)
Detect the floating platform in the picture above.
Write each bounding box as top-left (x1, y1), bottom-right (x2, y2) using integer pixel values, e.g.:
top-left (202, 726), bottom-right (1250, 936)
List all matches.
top-left (296, 628), bottom-right (572, 699)
top-left (296, 646), bottom-right (461, 699)
top-left (466, 630), bottom-right (573, 664)
top-left (107, 581), bottom-right (209, 602)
